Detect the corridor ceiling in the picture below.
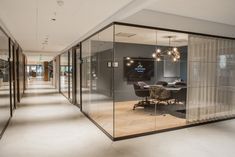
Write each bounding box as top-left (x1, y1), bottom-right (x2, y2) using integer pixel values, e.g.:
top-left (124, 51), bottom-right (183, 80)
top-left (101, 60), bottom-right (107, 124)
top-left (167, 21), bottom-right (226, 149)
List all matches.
top-left (0, 0), bottom-right (235, 62)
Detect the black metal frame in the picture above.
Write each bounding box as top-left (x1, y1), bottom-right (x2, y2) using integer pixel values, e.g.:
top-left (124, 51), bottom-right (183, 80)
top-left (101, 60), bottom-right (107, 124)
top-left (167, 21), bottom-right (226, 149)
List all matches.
top-left (0, 25), bottom-right (26, 139)
top-left (0, 27), bottom-right (12, 138)
top-left (59, 51), bottom-right (71, 101)
top-left (113, 22), bottom-right (235, 40)
top-left (114, 116), bottom-right (235, 141)
top-left (15, 45), bottom-right (20, 103)
top-left (72, 45), bottom-right (82, 109)
top-left (72, 47), bottom-right (76, 105)
top-left (8, 38), bottom-right (14, 116)
top-left (77, 22), bottom-right (235, 141)
top-left (82, 111), bottom-right (114, 140)
top-left (11, 40), bottom-right (17, 109)
top-left (0, 117), bottom-right (11, 140)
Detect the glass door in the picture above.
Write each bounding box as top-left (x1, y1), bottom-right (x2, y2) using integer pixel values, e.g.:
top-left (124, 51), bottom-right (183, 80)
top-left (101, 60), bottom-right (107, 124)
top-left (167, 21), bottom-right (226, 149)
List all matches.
top-left (0, 30), bottom-right (11, 133)
top-left (69, 49), bottom-right (73, 101)
top-left (9, 41), bottom-right (15, 114)
top-left (13, 44), bottom-right (18, 107)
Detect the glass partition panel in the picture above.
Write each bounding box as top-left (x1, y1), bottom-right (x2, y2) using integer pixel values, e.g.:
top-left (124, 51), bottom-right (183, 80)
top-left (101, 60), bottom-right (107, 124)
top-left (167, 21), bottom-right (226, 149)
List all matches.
top-left (114, 24), bottom-right (188, 137)
top-left (114, 25), bottom-right (157, 137)
top-left (9, 43), bottom-right (15, 111)
top-left (81, 25), bottom-right (114, 136)
top-left (187, 35), bottom-right (235, 122)
top-left (76, 47), bottom-right (81, 107)
top-left (18, 48), bottom-right (25, 101)
top-left (60, 52), bottom-right (69, 98)
top-left (0, 30), bottom-right (10, 133)
top-left (78, 23), bottom-right (235, 139)
top-left (69, 49), bottom-right (73, 100)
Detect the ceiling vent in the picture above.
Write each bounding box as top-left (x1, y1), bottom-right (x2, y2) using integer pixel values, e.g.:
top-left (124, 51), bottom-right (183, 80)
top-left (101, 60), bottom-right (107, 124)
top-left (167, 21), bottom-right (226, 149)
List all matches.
top-left (115, 32), bottom-right (136, 38)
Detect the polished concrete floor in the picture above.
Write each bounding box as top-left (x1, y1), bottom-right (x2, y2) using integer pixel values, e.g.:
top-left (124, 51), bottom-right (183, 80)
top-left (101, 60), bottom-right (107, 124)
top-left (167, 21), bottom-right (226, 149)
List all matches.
top-left (1, 80), bottom-right (235, 157)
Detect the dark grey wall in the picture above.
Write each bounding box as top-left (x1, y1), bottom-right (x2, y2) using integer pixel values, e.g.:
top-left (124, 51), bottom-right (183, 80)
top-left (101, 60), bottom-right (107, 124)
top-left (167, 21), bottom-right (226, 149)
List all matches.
top-left (96, 50), bottom-right (112, 96)
top-left (94, 42), bottom-right (187, 102)
top-left (114, 43), bottom-right (156, 101)
top-left (179, 47), bottom-right (188, 81)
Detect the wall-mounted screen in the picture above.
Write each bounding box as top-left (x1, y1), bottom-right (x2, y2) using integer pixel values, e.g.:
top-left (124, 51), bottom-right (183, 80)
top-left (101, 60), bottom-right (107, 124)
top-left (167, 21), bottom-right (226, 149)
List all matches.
top-left (124, 57), bottom-right (154, 81)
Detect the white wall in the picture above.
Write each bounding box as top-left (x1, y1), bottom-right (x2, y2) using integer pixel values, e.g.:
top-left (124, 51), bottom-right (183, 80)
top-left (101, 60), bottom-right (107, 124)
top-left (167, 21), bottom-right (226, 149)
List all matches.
top-left (121, 10), bottom-right (235, 38)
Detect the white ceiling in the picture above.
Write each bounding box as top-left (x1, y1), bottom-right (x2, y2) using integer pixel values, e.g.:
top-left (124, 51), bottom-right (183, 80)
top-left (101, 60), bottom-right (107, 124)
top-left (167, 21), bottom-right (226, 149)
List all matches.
top-left (0, 0), bottom-right (133, 62)
top-left (115, 25), bottom-right (188, 46)
top-left (0, 0), bottom-right (235, 63)
top-left (147, 0), bottom-right (235, 26)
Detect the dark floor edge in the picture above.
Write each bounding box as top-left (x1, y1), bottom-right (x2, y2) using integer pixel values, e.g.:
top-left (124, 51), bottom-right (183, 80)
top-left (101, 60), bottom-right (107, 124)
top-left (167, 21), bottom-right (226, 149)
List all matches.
top-left (81, 111), bottom-right (114, 141)
top-left (80, 109), bottom-right (235, 141)
top-left (113, 116), bottom-right (235, 141)
top-left (60, 92), bottom-right (73, 104)
top-left (0, 117), bottom-right (11, 140)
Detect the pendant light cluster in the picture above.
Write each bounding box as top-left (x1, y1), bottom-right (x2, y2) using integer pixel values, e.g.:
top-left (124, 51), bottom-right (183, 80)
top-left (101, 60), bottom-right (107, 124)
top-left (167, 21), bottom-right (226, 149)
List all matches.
top-left (152, 32), bottom-right (181, 62)
top-left (126, 57), bottom-right (134, 66)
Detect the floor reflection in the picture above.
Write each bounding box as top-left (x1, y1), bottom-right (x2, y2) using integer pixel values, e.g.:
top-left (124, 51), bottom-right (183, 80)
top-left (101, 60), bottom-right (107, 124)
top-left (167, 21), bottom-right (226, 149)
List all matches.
top-left (82, 90), bottom-right (186, 137)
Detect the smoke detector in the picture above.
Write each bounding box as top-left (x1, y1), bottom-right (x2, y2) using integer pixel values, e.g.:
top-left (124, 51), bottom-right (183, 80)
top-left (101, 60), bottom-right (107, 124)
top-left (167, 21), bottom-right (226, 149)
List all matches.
top-left (57, 0), bottom-right (64, 7)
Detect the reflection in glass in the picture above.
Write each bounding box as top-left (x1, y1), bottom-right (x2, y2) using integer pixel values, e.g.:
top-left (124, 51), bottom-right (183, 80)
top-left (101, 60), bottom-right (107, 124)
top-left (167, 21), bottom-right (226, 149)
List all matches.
top-left (0, 30), bottom-right (10, 134)
top-left (114, 25), bottom-right (188, 137)
top-left (76, 47), bottom-right (81, 107)
top-left (79, 23), bottom-right (235, 139)
top-left (60, 52), bottom-right (69, 98)
top-left (82, 26), bottom-right (114, 136)
top-left (69, 49), bottom-right (73, 100)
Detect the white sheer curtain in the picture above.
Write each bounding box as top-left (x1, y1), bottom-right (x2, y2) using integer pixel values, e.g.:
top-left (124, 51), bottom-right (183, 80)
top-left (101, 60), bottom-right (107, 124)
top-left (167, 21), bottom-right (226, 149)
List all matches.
top-left (187, 35), bottom-right (235, 123)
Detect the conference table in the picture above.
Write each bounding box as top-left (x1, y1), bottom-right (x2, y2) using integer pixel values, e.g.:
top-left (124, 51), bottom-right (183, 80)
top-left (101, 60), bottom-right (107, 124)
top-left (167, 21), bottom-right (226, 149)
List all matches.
top-left (143, 85), bottom-right (183, 91)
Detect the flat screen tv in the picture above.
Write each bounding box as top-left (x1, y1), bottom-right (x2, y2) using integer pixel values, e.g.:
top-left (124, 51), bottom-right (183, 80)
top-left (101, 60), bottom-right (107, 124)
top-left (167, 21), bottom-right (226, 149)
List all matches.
top-left (124, 57), bottom-right (154, 81)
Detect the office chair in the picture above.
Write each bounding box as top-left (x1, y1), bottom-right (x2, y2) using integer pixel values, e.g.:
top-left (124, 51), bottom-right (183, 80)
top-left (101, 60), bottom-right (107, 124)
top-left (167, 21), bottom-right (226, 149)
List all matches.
top-left (174, 82), bottom-right (187, 87)
top-left (156, 81), bottom-right (168, 87)
top-left (172, 88), bottom-right (187, 104)
top-left (133, 82), bottom-right (151, 110)
top-left (150, 86), bottom-right (172, 105)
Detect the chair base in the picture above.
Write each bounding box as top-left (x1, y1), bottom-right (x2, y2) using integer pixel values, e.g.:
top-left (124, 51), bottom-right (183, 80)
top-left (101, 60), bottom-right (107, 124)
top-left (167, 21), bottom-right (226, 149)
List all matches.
top-left (133, 100), bottom-right (154, 110)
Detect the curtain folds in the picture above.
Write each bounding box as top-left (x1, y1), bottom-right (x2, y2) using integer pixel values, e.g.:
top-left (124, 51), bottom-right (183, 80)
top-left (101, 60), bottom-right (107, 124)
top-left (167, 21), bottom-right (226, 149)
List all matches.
top-left (187, 35), bottom-right (235, 122)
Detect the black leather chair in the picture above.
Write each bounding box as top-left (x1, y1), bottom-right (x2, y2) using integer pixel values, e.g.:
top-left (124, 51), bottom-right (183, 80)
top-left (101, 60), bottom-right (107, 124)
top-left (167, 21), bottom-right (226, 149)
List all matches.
top-left (133, 82), bottom-right (150, 110)
top-left (172, 88), bottom-right (187, 104)
top-left (156, 81), bottom-right (168, 86)
top-left (174, 82), bottom-right (187, 87)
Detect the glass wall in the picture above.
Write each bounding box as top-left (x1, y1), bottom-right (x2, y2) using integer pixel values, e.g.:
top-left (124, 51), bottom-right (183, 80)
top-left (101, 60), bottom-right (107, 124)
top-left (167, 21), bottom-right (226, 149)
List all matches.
top-left (60, 52), bottom-right (69, 98)
top-left (113, 25), bottom-right (188, 137)
top-left (9, 41), bottom-right (15, 112)
top-left (17, 47), bottom-right (26, 101)
top-left (75, 47), bottom-right (81, 107)
top-left (69, 49), bottom-right (73, 100)
top-left (0, 29), bottom-right (11, 134)
top-left (79, 23), bottom-right (235, 139)
top-left (81, 25), bottom-right (114, 136)
top-left (12, 44), bottom-right (18, 105)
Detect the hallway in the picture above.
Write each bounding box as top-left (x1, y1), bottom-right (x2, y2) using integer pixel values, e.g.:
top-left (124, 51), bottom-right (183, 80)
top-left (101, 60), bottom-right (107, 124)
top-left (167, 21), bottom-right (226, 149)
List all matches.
top-left (1, 80), bottom-right (235, 157)
top-left (0, 80), bottom-right (114, 157)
